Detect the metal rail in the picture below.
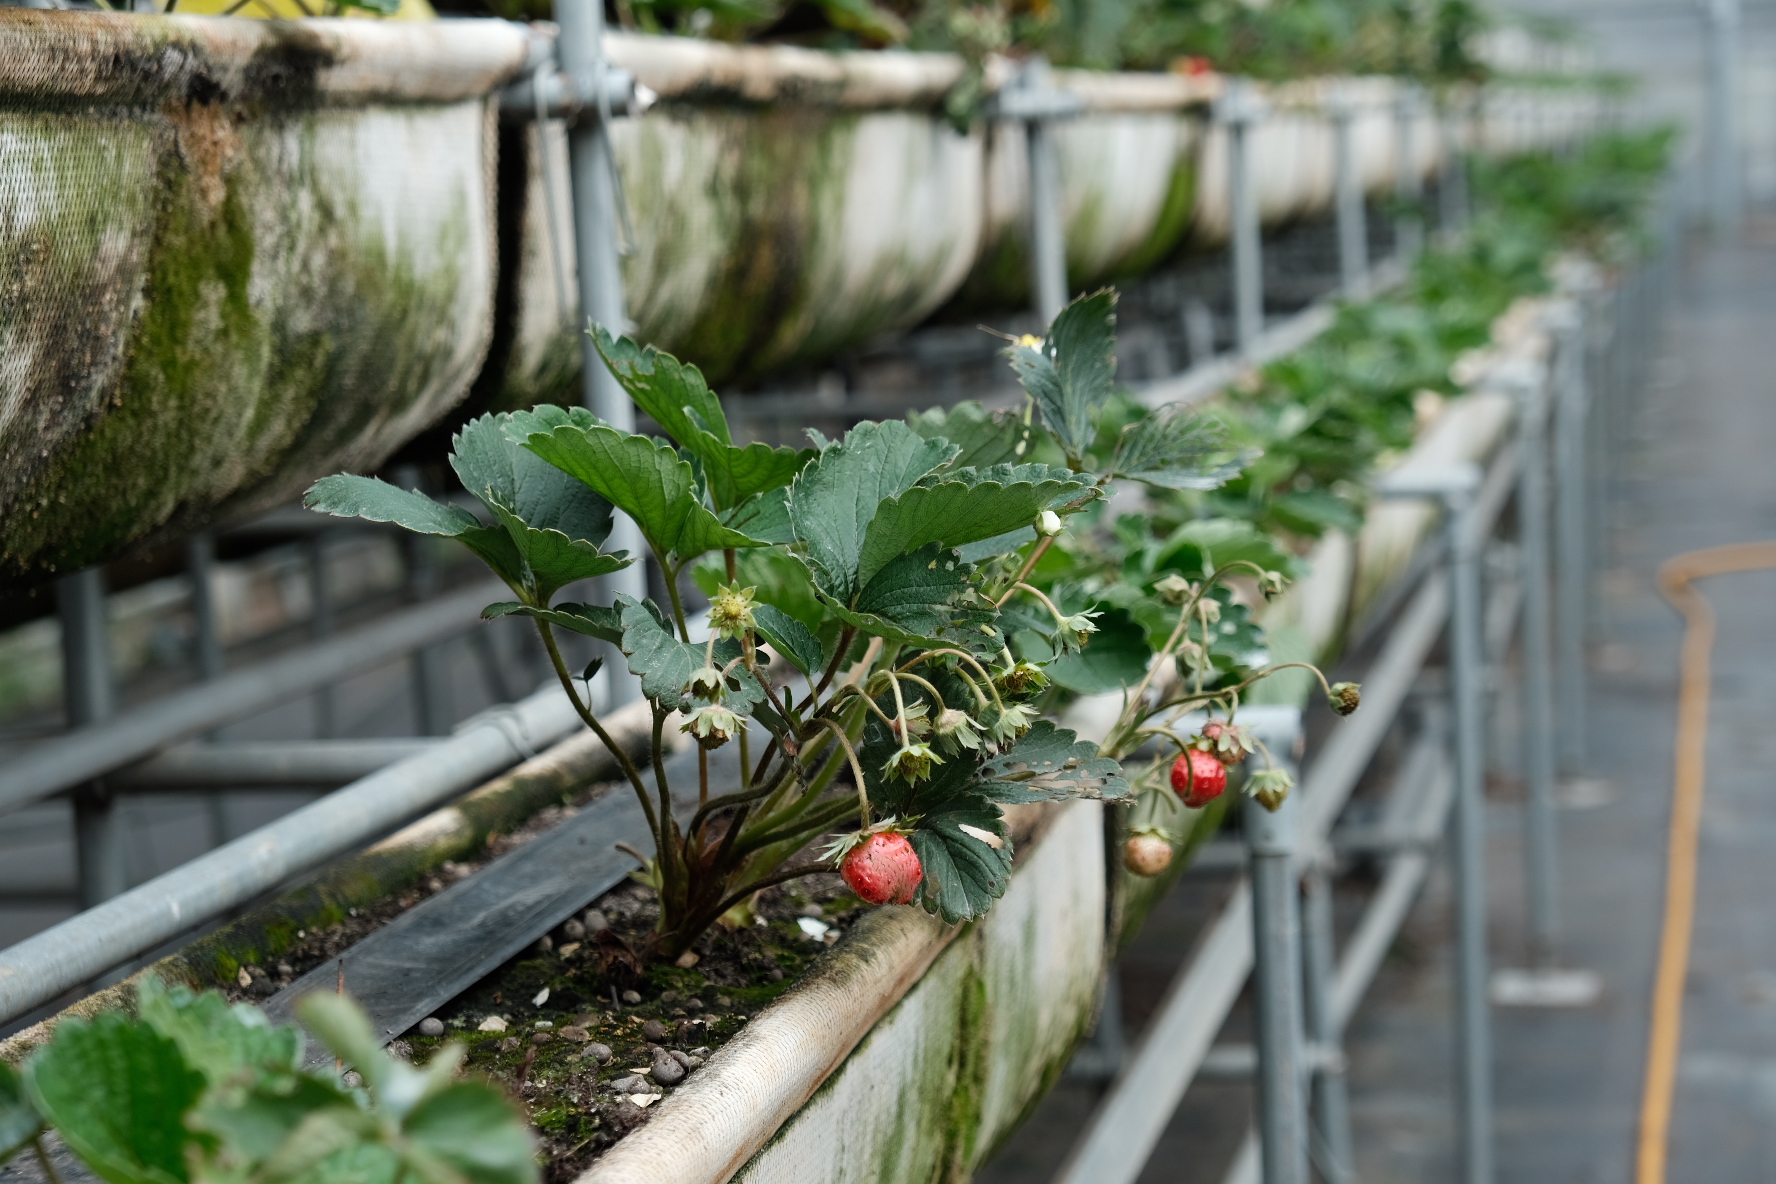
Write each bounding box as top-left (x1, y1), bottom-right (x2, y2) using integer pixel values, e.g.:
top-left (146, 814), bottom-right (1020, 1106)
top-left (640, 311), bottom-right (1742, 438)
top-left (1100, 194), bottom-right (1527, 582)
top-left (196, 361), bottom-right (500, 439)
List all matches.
top-left (0, 684), bottom-right (634, 1024)
top-left (0, 580), bottom-right (508, 815)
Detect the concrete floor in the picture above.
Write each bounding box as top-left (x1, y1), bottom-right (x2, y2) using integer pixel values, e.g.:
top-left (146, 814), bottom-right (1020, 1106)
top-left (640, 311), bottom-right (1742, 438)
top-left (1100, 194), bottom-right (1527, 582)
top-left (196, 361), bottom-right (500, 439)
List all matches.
top-left (975, 224), bottom-right (1776, 1180)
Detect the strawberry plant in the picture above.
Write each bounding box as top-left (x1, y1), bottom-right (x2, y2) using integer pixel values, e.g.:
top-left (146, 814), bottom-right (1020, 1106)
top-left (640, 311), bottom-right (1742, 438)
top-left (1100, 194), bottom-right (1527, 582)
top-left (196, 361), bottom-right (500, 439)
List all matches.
top-left (305, 289), bottom-right (1356, 953)
top-left (0, 980), bottom-right (534, 1184)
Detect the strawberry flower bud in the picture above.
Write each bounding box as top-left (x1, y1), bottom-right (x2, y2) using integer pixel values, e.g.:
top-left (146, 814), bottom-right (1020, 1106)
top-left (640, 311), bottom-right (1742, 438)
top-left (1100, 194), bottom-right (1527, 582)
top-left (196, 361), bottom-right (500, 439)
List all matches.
top-left (884, 742), bottom-right (942, 784)
top-left (1259, 569), bottom-right (1287, 598)
top-left (1055, 611), bottom-right (1100, 654)
top-left (996, 660), bottom-right (1048, 696)
top-left (687, 664), bottom-right (726, 700)
top-left (1153, 573), bottom-right (1194, 605)
top-left (708, 583), bottom-right (758, 640)
top-left (987, 701), bottom-right (1038, 743)
top-left (1328, 681), bottom-right (1361, 716)
top-left (681, 703), bottom-right (741, 748)
top-left (934, 708), bottom-right (984, 753)
top-left (1035, 510), bottom-right (1064, 537)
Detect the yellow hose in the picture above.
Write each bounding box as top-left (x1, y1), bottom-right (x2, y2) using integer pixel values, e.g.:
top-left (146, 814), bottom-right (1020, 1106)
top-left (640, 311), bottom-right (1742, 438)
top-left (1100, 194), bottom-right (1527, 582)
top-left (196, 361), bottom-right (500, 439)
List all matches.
top-left (1637, 541), bottom-right (1776, 1184)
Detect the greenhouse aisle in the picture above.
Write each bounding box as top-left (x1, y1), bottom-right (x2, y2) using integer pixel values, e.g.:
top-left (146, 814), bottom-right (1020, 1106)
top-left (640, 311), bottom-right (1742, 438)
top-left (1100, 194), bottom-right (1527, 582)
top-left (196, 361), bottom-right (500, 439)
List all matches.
top-left (1343, 220), bottom-right (1776, 1180)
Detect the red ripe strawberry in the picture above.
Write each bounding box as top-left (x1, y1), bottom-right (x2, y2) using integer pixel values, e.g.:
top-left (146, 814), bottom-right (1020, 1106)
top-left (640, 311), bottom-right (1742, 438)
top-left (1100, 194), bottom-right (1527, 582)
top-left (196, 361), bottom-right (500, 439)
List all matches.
top-left (1124, 832), bottom-right (1174, 877)
top-left (1170, 749), bottom-right (1228, 808)
top-left (841, 832), bottom-right (923, 905)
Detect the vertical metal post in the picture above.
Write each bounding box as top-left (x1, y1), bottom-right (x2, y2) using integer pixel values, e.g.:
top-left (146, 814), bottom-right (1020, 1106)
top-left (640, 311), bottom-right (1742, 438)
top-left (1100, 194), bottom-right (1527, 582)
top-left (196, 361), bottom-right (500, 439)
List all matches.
top-left (1330, 86), bottom-right (1369, 298)
top-left (1301, 860), bottom-right (1354, 1184)
top-left (1552, 310), bottom-right (1589, 774)
top-left (1021, 58), bottom-right (1068, 326)
top-left (307, 534), bottom-right (338, 740)
top-left (1443, 474), bottom-right (1494, 1184)
top-left (58, 568), bottom-right (125, 909)
top-left (185, 534), bottom-right (229, 847)
top-left (1223, 81), bottom-right (1264, 357)
top-left (1506, 360), bottom-right (1560, 963)
top-left (1393, 84), bottom-right (1424, 262)
top-left (558, 0), bottom-right (644, 703)
top-left (1248, 761), bottom-right (1308, 1184)
top-left (1706, 0), bottom-right (1742, 237)
top-left (402, 533), bottom-right (452, 737)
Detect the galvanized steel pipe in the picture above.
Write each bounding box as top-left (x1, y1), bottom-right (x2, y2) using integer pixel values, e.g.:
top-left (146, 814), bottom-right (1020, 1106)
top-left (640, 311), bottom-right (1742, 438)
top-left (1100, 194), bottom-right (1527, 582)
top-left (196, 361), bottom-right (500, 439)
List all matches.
top-left (0, 580), bottom-right (507, 814)
top-left (0, 684), bottom-right (589, 1024)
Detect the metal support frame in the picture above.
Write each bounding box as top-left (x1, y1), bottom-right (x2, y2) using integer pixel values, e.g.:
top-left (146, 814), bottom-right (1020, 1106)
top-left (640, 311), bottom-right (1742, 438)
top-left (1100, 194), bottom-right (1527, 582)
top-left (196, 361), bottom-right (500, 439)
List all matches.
top-left (0, 682), bottom-right (597, 1023)
top-left (1245, 712), bottom-right (1308, 1184)
top-left (1501, 359), bottom-right (1560, 962)
top-left (556, 0), bottom-right (646, 703)
top-left (0, 580), bottom-right (510, 814)
top-left (1381, 461), bottom-right (1493, 1184)
top-left (1221, 81), bottom-right (1267, 357)
top-left (1329, 86), bottom-right (1369, 299)
top-left (1393, 84), bottom-right (1425, 262)
top-left (184, 533), bottom-right (230, 846)
top-left (1300, 858), bottom-right (1354, 1184)
top-left (994, 56), bottom-right (1082, 327)
top-left (1552, 306), bottom-right (1590, 774)
top-left (57, 568), bottom-right (124, 910)
top-left (1705, 0), bottom-right (1742, 237)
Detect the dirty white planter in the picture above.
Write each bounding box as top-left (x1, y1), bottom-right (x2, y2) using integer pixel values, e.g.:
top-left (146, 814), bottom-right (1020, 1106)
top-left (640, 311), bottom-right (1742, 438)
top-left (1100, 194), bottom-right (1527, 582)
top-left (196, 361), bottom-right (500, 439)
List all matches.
top-left (0, 10), bottom-right (528, 584)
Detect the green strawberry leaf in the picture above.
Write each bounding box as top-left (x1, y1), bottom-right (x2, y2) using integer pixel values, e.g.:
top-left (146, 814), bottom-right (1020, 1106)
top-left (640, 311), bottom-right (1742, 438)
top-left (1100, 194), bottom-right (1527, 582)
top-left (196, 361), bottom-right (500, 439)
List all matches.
top-left (401, 1082), bottom-right (539, 1184)
top-left (0, 1064), bottom-right (42, 1162)
top-left (1108, 405), bottom-right (1255, 491)
top-left (592, 329), bottom-right (812, 510)
top-left (25, 1012), bottom-right (207, 1184)
top-left (752, 604), bottom-right (824, 677)
top-left (615, 596), bottom-right (762, 713)
top-left (907, 401), bottom-right (1032, 468)
top-left (1045, 608), bottom-right (1153, 696)
top-left (788, 421), bottom-right (958, 601)
top-left (302, 476), bottom-right (479, 537)
top-left (976, 721), bottom-right (1130, 802)
top-left (450, 414), bottom-right (614, 548)
top-left (856, 464), bottom-right (1088, 590)
top-left (481, 601), bottom-right (624, 644)
top-left (722, 487), bottom-right (794, 546)
top-left (191, 1075), bottom-right (353, 1167)
top-left (507, 409), bottom-right (767, 563)
top-left (859, 735), bottom-right (1011, 924)
top-left (816, 545), bottom-right (1002, 654)
top-left (909, 802), bottom-right (1014, 924)
top-left (1006, 289), bottom-right (1118, 464)
top-left (134, 978), bottom-right (301, 1088)
top-left (484, 504), bottom-right (630, 602)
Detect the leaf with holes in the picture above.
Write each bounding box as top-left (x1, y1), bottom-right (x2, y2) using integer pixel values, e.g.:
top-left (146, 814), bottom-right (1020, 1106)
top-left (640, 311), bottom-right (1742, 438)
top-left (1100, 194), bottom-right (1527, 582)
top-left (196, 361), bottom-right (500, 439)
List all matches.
top-left (817, 546), bottom-right (1001, 653)
top-left (976, 721), bottom-right (1129, 803)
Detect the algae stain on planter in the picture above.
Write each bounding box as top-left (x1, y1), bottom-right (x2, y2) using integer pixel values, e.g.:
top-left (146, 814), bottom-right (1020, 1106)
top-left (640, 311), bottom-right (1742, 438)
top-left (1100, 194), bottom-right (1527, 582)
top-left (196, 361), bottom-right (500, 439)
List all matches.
top-left (0, 98), bottom-right (495, 583)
